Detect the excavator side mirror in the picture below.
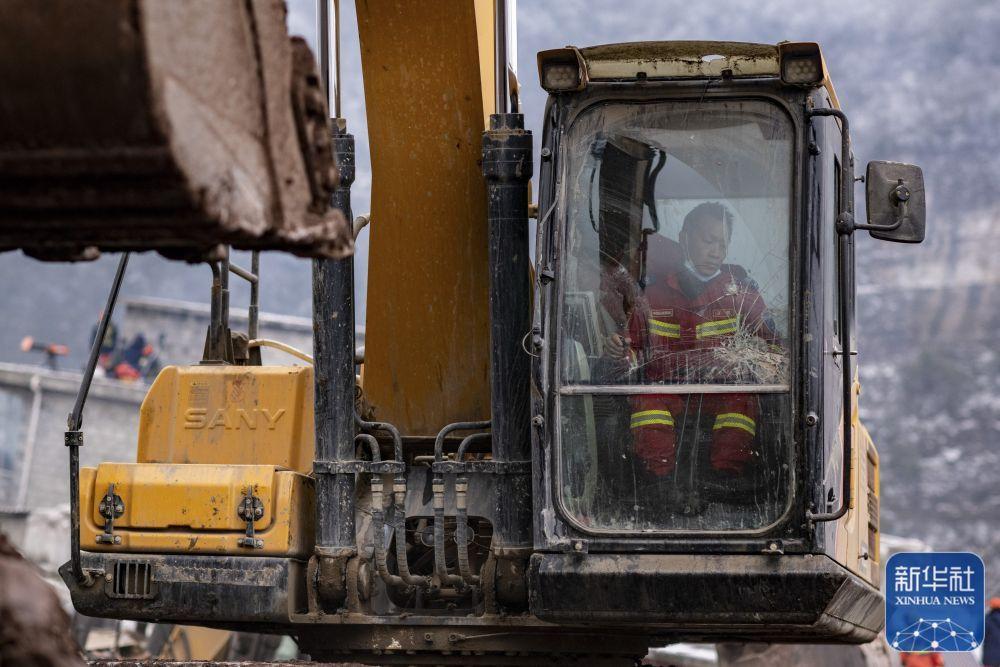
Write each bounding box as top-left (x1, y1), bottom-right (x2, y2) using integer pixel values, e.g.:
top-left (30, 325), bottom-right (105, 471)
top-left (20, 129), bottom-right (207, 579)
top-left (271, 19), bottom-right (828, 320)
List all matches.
top-left (864, 161), bottom-right (926, 243)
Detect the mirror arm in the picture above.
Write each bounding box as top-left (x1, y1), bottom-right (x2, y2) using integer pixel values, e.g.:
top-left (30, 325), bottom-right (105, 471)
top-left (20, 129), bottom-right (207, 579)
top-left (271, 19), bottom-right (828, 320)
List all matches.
top-left (806, 106), bottom-right (853, 523)
top-left (854, 187), bottom-right (909, 232)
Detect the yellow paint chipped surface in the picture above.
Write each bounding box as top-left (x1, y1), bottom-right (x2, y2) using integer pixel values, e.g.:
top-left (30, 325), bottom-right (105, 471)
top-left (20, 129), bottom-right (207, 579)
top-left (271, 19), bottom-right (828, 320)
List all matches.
top-left (80, 464), bottom-right (314, 557)
top-left (356, 0), bottom-right (493, 435)
top-left (137, 365), bottom-right (315, 473)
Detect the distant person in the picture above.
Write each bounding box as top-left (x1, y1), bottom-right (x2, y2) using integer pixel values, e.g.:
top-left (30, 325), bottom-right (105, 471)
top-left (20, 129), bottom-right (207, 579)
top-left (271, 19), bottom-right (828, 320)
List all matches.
top-left (113, 333), bottom-right (155, 382)
top-left (899, 651), bottom-right (943, 667)
top-left (984, 597), bottom-right (1000, 667)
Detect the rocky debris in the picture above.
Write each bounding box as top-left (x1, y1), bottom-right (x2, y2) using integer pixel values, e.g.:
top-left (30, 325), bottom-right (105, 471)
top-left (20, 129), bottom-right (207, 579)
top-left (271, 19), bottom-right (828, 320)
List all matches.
top-left (0, 531), bottom-right (83, 667)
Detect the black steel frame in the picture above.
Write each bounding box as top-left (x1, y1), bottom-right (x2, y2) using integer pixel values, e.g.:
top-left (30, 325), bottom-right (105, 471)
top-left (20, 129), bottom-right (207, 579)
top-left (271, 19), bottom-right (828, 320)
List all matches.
top-left (533, 80), bottom-right (829, 553)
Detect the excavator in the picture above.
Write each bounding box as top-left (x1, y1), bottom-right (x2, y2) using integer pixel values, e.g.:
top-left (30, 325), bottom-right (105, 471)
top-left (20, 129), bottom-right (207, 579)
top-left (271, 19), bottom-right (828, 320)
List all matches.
top-left (1, 1), bottom-right (927, 664)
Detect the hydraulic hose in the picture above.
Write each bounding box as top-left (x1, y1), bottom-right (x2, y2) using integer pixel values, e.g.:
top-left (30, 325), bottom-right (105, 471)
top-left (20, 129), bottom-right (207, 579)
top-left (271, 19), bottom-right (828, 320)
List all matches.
top-left (431, 421), bottom-right (489, 589)
top-left (455, 475), bottom-right (477, 585)
top-left (358, 434), bottom-right (404, 590)
top-left (432, 473), bottom-right (464, 588)
top-left (456, 431), bottom-right (492, 462)
top-left (355, 413), bottom-right (428, 586)
top-left (356, 413), bottom-right (404, 463)
top-left (392, 475), bottom-right (429, 588)
top-left (433, 420), bottom-right (490, 464)
top-left (454, 432), bottom-right (491, 585)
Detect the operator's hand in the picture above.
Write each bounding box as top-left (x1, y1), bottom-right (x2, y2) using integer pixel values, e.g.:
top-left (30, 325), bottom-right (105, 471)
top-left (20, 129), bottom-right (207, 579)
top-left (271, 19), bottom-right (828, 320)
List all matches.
top-left (605, 333), bottom-right (631, 359)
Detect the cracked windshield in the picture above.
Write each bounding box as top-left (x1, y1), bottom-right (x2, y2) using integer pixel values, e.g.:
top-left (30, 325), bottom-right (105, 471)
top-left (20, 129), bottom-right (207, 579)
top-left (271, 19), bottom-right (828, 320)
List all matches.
top-left (558, 99), bottom-right (793, 531)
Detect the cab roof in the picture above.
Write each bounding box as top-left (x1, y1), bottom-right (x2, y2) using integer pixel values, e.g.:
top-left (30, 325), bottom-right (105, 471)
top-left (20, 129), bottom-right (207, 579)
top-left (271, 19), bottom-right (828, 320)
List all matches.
top-left (554, 40), bottom-right (840, 109)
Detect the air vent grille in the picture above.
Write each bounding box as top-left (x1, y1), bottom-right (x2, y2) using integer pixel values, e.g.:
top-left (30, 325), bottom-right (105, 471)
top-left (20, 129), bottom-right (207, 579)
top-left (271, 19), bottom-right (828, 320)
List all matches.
top-left (107, 560), bottom-right (155, 599)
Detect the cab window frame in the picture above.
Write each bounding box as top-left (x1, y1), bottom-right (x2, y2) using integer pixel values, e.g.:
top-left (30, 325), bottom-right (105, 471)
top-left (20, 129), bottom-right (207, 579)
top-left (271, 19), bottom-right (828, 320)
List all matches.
top-left (546, 88), bottom-right (806, 538)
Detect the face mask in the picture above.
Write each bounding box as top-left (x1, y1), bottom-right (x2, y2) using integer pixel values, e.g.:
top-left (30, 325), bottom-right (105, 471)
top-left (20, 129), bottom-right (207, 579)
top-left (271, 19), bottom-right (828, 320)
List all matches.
top-left (684, 259), bottom-right (720, 282)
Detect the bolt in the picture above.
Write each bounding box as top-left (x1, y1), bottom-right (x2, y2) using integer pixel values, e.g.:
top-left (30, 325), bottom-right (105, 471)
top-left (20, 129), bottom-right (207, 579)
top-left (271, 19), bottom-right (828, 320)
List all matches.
top-left (424, 633), bottom-right (433, 644)
top-left (805, 412), bottom-right (819, 427)
top-left (114, 536), bottom-right (121, 544)
top-left (540, 147), bottom-right (551, 159)
top-left (105, 573), bottom-right (113, 582)
top-left (531, 415), bottom-right (544, 428)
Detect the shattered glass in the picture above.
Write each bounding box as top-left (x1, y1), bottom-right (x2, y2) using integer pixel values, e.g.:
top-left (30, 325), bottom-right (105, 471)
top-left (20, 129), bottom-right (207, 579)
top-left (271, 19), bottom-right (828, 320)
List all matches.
top-left (556, 99), bottom-right (794, 531)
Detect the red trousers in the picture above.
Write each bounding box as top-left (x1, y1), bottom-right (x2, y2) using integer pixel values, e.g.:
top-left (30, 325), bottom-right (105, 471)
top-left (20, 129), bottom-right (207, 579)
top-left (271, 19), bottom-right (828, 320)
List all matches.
top-left (630, 393), bottom-right (757, 476)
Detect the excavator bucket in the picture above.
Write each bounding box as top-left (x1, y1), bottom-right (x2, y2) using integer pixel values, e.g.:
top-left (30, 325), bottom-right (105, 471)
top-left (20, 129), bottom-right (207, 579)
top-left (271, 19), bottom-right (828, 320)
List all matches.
top-left (0, 0), bottom-right (352, 261)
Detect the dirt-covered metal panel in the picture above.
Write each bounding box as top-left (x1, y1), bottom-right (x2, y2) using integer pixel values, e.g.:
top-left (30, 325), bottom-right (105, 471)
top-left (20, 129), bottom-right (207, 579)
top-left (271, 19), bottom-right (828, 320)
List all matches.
top-left (0, 0), bottom-right (351, 261)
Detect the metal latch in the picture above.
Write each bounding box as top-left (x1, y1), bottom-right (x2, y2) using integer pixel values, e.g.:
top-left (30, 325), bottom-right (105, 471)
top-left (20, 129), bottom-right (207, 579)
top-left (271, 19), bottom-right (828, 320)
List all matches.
top-left (96, 483), bottom-right (124, 545)
top-left (236, 489), bottom-right (264, 549)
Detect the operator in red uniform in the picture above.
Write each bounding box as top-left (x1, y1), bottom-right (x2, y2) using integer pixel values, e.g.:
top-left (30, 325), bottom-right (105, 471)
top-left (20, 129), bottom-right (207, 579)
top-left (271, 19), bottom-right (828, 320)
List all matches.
top-left (626, 202), bottom-right (778, 480)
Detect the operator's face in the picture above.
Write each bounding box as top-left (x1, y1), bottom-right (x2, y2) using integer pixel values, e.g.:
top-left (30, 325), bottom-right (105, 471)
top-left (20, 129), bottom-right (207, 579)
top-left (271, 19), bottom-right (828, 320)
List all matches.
top-left (683, 216), bottom-right (730, 276)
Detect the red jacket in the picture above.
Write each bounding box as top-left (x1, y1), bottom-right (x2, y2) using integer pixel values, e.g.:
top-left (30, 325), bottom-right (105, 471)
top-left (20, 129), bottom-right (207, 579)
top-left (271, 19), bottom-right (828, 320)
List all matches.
top-left (629, 264), bottom-right (772, 383)
top-left (899, 652), bottom-right (944, 667)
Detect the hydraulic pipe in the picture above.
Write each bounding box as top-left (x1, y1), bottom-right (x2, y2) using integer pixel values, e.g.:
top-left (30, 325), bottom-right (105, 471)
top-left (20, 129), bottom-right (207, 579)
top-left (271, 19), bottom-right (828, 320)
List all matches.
top-left (356, 412), bottom-right (404, 463)
top-left (454, 432), bottom-right (490, 585)
top-left (431, 420), bottom-right (490, 589)
top-left (311, 124), bottom-right (357, 608)
top-left (248, 251), bottom-right (261, 364)
top-left (455, 474), bottom-right (478, 585)
top-left (356, 414), bottom-right (430, 587)
top-left (494, 0), bottom-right (508, 115)
top-left (355, 432), bottom-right (381, 464)
top-left (371, 476), bottom-right (404, 589)
top-left (432, 472), bottom-right (464, 589)
top-left (317, 1), bottom-right (329, 116)
top-left (207, 261), bottom-right (221, 322)
top-left (68, 252), bottom-right (130, 585)
top-left (456, 431), bottom-right (492, 462)
top-left (482, 114), bottom-right (533, 552)
top-left (228, 261), bottom-right (258, 285)
top-left (220, 246), bottom-right (231, 333)
top-left (359, 434), bottom-right (404, 590)
top-left (433, 420), bottom-right (491, 464)
top-left (355, 412), bottom-right (428, 587)
top-left (392, 476), bottom-right (429, 588)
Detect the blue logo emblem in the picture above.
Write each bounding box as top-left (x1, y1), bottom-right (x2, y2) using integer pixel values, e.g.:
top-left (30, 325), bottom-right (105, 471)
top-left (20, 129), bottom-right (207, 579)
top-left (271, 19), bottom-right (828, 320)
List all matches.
top-left (886, 552), bottom-right (985, 652)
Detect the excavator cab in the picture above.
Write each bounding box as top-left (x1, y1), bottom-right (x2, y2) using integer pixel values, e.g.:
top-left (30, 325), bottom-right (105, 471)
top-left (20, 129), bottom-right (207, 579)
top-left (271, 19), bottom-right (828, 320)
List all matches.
top-left (528, 41), bottom-right (925, 643)
top-left (54, 16), bottom-right (927, 662)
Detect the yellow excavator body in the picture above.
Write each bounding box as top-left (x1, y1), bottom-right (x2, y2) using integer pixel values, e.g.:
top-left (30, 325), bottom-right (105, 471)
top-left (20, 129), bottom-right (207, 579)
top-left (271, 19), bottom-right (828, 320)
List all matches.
top-left (357, 0), bottom-right (498, 436)
top-left (136, 365), bottom-right (315, 471)
top-left (79, 365), bottom-right (315, 557)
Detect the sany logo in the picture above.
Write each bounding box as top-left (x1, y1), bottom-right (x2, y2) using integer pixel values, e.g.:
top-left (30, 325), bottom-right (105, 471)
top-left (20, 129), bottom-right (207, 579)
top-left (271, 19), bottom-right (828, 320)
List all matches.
top-left (183, 408), bottom-right (286, 430)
